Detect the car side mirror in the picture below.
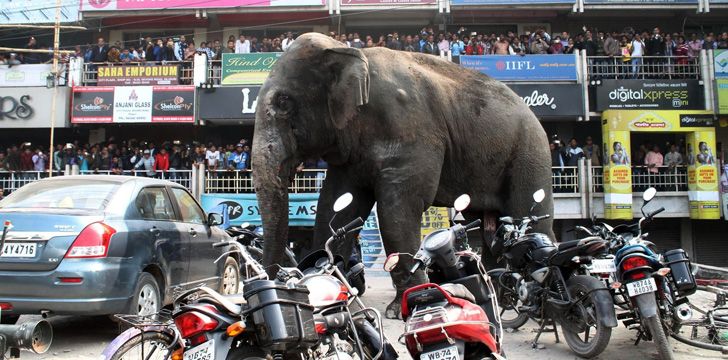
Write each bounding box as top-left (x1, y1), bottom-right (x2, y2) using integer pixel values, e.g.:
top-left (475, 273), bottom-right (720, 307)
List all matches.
top-left (208, 213), bottom-right (223, 226)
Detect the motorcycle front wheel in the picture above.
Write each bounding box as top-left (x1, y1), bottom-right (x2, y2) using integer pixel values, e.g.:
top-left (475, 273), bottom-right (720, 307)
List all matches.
top-left (489, 269), bottom-right (528, 330)
top-left (561, 275), bottom-right (612, 359)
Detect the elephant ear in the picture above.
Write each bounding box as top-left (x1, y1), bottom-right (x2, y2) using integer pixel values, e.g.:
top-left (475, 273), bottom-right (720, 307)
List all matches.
top-left (324, 47), bottom-right (370, 130)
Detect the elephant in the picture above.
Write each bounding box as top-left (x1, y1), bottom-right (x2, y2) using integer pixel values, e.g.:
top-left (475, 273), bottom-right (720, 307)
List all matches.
top-left (252, 32), bottom-right (555, 318)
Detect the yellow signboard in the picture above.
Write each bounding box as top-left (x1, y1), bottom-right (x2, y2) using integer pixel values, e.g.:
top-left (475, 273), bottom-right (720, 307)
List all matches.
top-left (421, 207), bottom-right (450, 239)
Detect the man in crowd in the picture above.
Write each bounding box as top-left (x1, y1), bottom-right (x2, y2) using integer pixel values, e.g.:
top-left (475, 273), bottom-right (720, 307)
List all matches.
top-left (133, 150), bottom-right (156, 177)
top-left (645, 144), bottom-right (664, 188)
top-left (174, 35), bottom-right (188, 61)
top-left (235, 35), bottom-right (251, 54)
top-left (91, 37), bottom-right (109, 63)
top-left (422, 35), bottom-right (438, 55)
top-left (282, 32), bottom-right (295, 51)
top-left (582, 136), bottom-right (601, 166)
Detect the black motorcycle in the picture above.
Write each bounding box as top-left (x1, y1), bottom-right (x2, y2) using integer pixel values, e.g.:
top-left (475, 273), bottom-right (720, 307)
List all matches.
top-left (488, 189), bottom-right (617, 359)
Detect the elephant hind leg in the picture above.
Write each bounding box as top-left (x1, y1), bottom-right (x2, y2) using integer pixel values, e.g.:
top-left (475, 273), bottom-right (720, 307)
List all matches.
top-left (504, 150), bottom-right (556, 240)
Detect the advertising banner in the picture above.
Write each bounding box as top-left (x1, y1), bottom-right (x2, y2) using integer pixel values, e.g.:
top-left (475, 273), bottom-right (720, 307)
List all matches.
top-left (0, 64), bottom-right (66, 87)
top-left (198, 86), bottom-right (260, 124)
top-left (340, 0), bottom-right (435, 5)
top-left (451, 0), bottom-right (573, 3)
top-left (602, 110), bottom-right (719, 220)
top-left (715, 50), bottom-right (728, 78)
top-left (71, 86), bottom-right (194, 123)
top-left (200, 193), bottom-right (319, 227)
top-left (507, 84), bottom-right (584, 117)
top-left (459, 54), bottom-right (577, 81)
top-left (360, 208), bottom-right (384, 269)
top-left (584, 0), bottom-right (697, 3)
top-left (82, 0), bottom-right (324, 11)
top-left (596, 79), bottom-right (704, 111)
top-left (0, 87), bottom-right (69, 128)
top-left (97, 65), bottom-right (179, 86)
top-left (221, 53), bottom-right (281, 85)
top-left (718, 79), bottom-right (728, 115)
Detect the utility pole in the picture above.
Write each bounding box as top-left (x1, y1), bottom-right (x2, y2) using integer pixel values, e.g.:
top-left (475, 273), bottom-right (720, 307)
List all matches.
top-left (47, 0), bottom-right (62, 177)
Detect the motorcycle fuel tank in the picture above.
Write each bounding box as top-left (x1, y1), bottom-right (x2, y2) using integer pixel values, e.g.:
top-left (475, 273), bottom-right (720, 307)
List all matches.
top-left (300, 274), bottom-right (349, 308)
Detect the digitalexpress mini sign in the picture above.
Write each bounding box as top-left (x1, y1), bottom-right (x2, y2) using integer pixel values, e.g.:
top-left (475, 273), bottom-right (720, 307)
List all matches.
top-left (221, 53), bottom-right (281, 85)
top-left (71, 86), bottom-right (194, 123)
top-left (97, 65), bottom-right (179, 86)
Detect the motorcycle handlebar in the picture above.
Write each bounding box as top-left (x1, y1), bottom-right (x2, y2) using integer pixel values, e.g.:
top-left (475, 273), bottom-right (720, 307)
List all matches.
top-left (536, 214), bottom-right (551, 221)
top-left (647, 207), bottom-right (665, 218)
top-left (464, 219), bottom-right (482, 231)
top-left (342, 217), bottom-right (364, 233)
top-left (213, 241), bottom-right (227, 248)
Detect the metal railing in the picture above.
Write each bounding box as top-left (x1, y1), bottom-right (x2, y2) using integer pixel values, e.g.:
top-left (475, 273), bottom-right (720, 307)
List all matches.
top-left (552, 166), bottom-right (580, 193)
top-left (203, 169), bottom-right (326, 193)
top-left (81, 61), bottom-right (194, 86)
top-left (586, 55), bottom-right (701, 80)
top-left (0, 171), bottom-right (47, 194)
top-left (591, 165), bottom-right (689, 193)
top-left (77, 169), bottom-right (194, 189)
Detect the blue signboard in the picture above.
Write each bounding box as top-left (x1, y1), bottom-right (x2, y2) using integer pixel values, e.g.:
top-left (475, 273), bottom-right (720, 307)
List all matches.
top-left (201, 193), bottom-right (319, 226)
top-left (451, 0), bottom-right (573, 4)
top-left (459, 54), bottom-right (577, 81)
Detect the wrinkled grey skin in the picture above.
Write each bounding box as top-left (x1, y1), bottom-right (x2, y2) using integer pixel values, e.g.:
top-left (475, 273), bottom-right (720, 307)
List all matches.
top-left (252, 33), bottom-right (555, 318)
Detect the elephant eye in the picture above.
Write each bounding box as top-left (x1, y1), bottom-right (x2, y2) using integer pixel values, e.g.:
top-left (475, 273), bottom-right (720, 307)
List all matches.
top-left (276, 94), bottom-right (295, 113)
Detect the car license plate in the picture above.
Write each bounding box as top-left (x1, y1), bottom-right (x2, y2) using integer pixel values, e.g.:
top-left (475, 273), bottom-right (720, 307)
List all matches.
top-left (1, 243), bottom-right (37, 258)
top-left (588, 259), bottom-right (617, 274)
top-left (183, 340), bottom-right (215, 360)
top-left (420, 345), bottom-right (459, 360)
top-left (626, 278), bottom-right (657, 297)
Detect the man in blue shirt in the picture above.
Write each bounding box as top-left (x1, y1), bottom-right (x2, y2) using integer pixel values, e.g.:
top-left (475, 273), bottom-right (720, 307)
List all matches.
top-left (228, 144), bottom-right (248, 170)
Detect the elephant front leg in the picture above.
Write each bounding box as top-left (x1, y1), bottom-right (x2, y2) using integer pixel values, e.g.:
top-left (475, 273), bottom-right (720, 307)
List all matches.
top-left (376, 194), bottom-right (430, 319)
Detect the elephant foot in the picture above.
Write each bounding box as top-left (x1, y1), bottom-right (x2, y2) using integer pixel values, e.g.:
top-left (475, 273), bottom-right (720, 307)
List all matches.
top-left (385, 295), bottom-right (403, 320)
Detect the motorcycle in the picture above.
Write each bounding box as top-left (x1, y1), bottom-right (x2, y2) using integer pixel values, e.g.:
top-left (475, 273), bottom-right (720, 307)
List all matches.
top-left (383, 194), bottom-right (505, 360)
top-left (103, 193), bottom-right (395, 360)
top-left (0, 221), bottom-right (54, 358)
top-left (489, 189), bottom-right (617, 359)
top-left (579, 187), bottom-right (697, 360)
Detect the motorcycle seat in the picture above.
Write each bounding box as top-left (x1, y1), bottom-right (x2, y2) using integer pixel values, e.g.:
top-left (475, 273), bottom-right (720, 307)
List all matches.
top-left (197, 294), bottom-right (244, 315)
top-left (224, 294), bottom-right (248, 305)
top-left (440, 283), bottom-right (476, 303)
top-left (557, 236), bottom-right (604, 251)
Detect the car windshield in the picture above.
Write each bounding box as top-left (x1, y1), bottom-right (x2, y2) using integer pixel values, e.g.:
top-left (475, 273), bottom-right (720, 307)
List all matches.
top-left (0, 180), bottom-right (119, 211)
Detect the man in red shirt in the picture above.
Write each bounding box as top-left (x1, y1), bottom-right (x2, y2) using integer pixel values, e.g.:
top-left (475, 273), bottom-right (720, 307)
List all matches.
top-left (154, 148), bottom-right (170, 174)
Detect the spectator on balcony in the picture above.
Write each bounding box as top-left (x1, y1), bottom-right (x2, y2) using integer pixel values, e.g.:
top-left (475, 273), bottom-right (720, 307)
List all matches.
top-left (91, 37), bottom-right (109, 63)
top-left (665, 144), bottom-right (683, 167)
top-left (688, 33), bottom-right (702, 60)
top-left (351, 34), bottom-right (364, 49)
top-left (197, 42), bottom-right (215, 60)
top-left (271, 38), bottom-right (283, 52)
top-left (227, 144), bottom-right (249, 171)
top-left (174, 35), bottom-right (188, 62)
top-left (133, 150), bottom-right (156, 177)
top-left (19, 147), bottom-right (34, 171)
top-left (236, 35), bottom-right (251, 54)
top-left (551, 141), bottom-right (564, 170)
top-left (184, 41), bottom-right (196, 60)
top-left (110, 157), bottom-right (123, 175)
top-left (645, 145), bottom-right (663, 187)
top-left (630, 33), bottom-right (645, 79)
top-left (23, 36), bottom-right (42, 64)
top-left (422, 35), bottom-right (438, 55)
top-left (511, 37), bottom-right (526, 55)
top-left (282, 32), bottom-right (295, 51)
top-left (32, 148), bottom-right (47, 172)
top-left (96, 148), bottom-right (112, 172)
top-left (5, 146), bottom-right (20, 171)
top-left (223, 40), bottom-right (235, 55)
top-left (646, 27), bottom-right (664, 76)
top-left (107, 47), bottom-right (121, 63)
top-left (493, 36), bottom-right (509, 55)
top-left (718, 33), bottom-right (728, 49)
top-left (582, 136), bottom-right (600, 166)
top-left (451, 34), bottom-right (465, 57)
top-left (564, 138), bottom-right (585, 167)
top-left (212, 40), bottom-right (223, 59)
top-left (703, 33), bottom-right (717, 50)
top-left (154, 148), bottom-right (170, 173)
top-left (403, 35), bottom-right (416, 52)
top-left (77, 149), bottom-right (89, 172)
top-left (530, 33), bottom-right (548, 55)
top-left (119, 48), bottom-right (135, 63)
top-left (437, 33), bottom-right (450, 55)
top-left (548, 36), bottom-right (564, 54)
top-left (144, 40), bottom-right (155, 62)
top-left (206, 145), bottom-right (221, 172)
top-left (466, 37), bottom-right (484, 55)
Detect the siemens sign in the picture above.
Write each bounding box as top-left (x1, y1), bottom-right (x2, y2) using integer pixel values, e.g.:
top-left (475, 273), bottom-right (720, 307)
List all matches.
top-left (595, 79), bottom-right (704, 111)
top-left (459, 54), bottom-right (578, 81)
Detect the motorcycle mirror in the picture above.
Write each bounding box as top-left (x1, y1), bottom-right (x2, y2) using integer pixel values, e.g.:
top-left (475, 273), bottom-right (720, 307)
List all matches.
top-left (333, 192), bottom-right (354, 213)
top-left (532, 189), bottom-right (545, 203)
top-left (643, 187), bottom-right (657, 203)
top-left (383, 253), bottom-right (400, 272)
top-left (453, 194), bottom-right (471, 212)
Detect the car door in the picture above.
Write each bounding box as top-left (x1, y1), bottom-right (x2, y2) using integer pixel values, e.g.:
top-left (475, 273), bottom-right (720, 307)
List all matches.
top-left (168, 187), bottom-right (220, 290)
top-left (133, 186), bottom-right (187, 302)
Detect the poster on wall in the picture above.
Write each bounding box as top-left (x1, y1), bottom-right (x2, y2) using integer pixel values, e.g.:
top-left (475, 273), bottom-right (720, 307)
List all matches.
top-left (602, 127), bottom-right (633, 219)
top-left (71, 86), bottom-right (194, 123)
top-left (687, 131), bottom-right (721, 219)
top-left (221, 53), bottom-right (281, 85)
top-left (717, 79), bottom-right (728, 115)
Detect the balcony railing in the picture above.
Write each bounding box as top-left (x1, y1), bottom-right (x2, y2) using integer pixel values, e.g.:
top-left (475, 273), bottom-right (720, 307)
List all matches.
top-left (81, 61), bottom-right (194, 86)
top-left (591, 165), bottom-right (689, 193)
top-left (585, 55), bottom-right (701, 80)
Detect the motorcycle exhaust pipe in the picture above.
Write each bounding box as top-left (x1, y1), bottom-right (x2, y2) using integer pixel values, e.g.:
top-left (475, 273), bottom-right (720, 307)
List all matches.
top-left (674, 304), bottom-right (693, 322)
top-left (0, 320), bottom-right (53, 354)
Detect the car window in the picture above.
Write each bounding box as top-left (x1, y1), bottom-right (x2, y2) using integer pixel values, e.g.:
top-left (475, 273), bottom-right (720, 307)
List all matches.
top-left (0, 180), bottom-right (119, 210)
top-left (135, 188), bottom-right (175, 221)
top-left (170, 188), bottom-right (205, 225)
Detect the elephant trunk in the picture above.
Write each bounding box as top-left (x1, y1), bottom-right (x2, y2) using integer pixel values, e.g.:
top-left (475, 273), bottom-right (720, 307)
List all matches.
top-left (252, 130), bottom-right (297, 275)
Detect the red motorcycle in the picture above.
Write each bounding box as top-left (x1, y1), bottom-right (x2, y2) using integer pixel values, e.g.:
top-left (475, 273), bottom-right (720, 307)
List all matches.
top-left (384, 195), bottom-right (505, 360)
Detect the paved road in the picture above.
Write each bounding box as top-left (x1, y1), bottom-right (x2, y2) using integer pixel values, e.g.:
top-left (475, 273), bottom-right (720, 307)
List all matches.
top-left (15, 275), bottom-right (728, 359)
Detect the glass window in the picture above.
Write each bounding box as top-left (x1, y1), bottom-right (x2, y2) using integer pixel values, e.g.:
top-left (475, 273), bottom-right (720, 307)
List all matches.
top-left (170, 188), bottom-right (205, 224)
top-left (0, 179), bottom-right (119, 210)
top-left (135, 188), bottom-right (175, 221)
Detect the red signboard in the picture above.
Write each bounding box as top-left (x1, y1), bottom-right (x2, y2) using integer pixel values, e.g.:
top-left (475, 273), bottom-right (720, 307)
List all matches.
top-left (72, 86), bottom-right (194, 124)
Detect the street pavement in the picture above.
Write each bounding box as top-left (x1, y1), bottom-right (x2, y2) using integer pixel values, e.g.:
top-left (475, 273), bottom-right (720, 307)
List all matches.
top-left (14, 274), bottom-right (728, 359)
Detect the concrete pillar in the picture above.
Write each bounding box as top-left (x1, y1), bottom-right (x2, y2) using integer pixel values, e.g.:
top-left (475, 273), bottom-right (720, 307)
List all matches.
top-left (680, 218), bottom-right (695, 258)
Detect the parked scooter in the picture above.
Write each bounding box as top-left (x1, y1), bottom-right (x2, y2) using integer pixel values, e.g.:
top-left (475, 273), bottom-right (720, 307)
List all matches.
top-left (383, 194), bottom-right (505, 360)
top-left (103, 193), bottom-right (395, 360)
top-left (488, 189), bottom-right (617, 359)
top-left (0, 221), bottom-right (54, 358)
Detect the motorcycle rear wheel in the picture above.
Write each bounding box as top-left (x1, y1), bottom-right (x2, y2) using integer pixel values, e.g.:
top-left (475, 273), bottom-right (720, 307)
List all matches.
top-left (561, 276), bottom-right (612, 359)
top-left (107, 330), bottom-right (174, 360)
top-left (645, 315), bottom-right (675, 360)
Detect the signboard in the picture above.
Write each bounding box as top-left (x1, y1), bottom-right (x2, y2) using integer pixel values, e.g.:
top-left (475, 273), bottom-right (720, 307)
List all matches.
top-left (198, 86), bottom-right (260, 124)
top-left (584, 0), bottom-right (697, 3)
top-left (0, 87), bottom-right (69, 128)
top-left (507, 84), bottom-right (583, 117)
top-left (71, 86), bottom-right (194, 123)
top-left (97, 65), bottom-right (179, 86)
top-left (595, 79), bottom-right (704, 111)
top-left (0, 64), bottom-right (66, 87)
top-left (340, 0), bottom-right (435, 4)
top-left (459, 54), bottom-right (577, 81)
top-left (717, 79), bottom-right (728, 115)
top-left (715, 50), bottom-right (728, 79)
top-left (82, 0), bottom-right (324, 11)
top-left (221, 53), bottom-right (281, 85)
top-left (602, 110), bottom-right (719, 220)
top-left (452, 0), bottom-right (573, 3)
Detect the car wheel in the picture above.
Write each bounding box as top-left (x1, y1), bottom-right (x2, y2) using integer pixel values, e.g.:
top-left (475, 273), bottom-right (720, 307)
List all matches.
top-left (220, 257), bottom-right (240, 295)
top-left (129, 272), bottom-right (161, 317)
top-left (0, 314), bottom-right (20, 325)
